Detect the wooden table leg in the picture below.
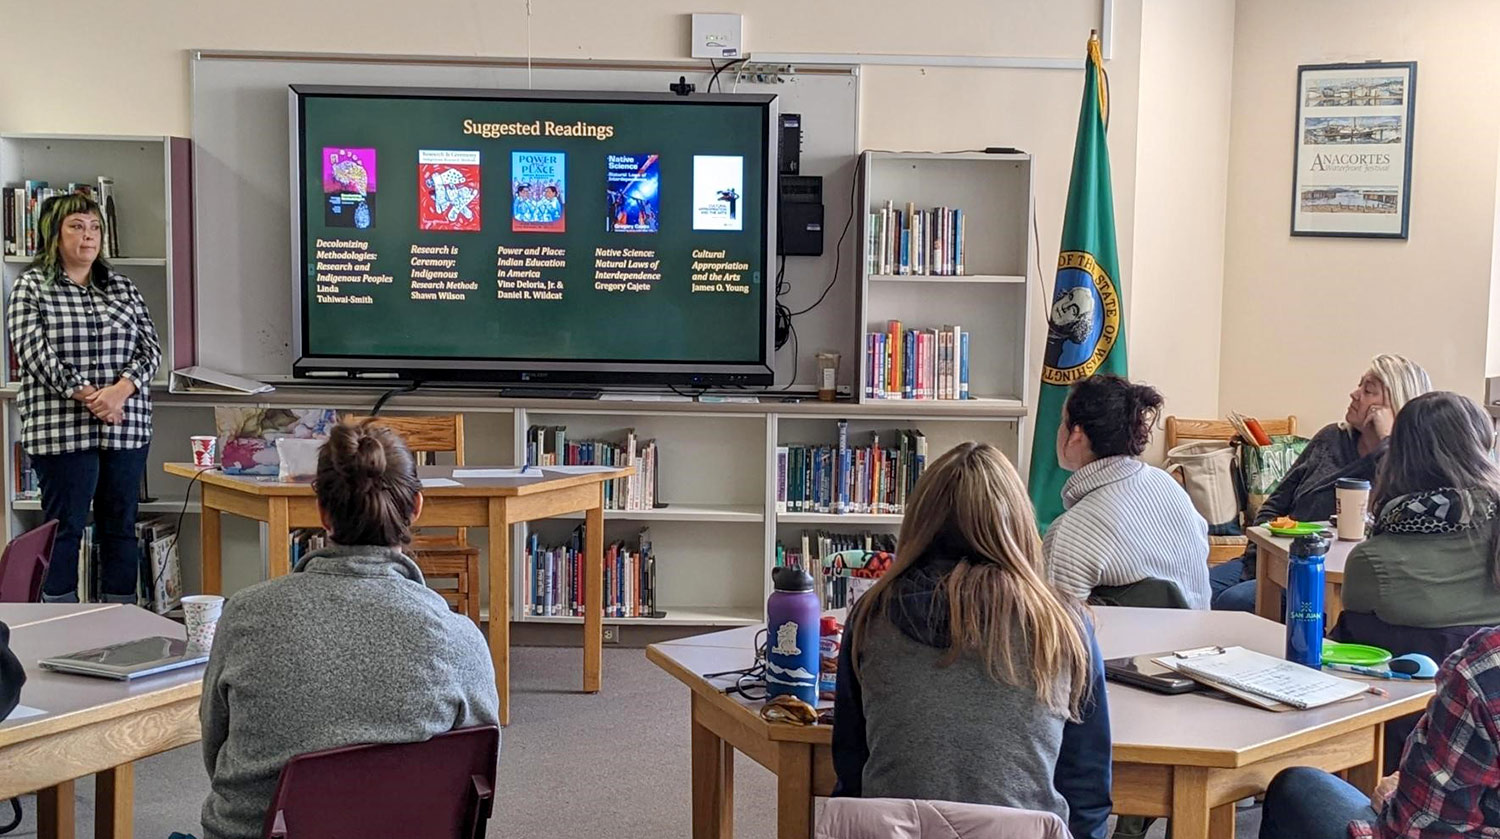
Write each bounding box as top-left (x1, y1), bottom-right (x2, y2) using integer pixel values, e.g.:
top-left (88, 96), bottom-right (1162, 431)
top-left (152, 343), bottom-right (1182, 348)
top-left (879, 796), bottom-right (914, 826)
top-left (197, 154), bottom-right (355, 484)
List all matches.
top-left (1210, 803), bottom-right (1236, 839)
top-left (37, 779), bottom-right (75, 839)
top-left (95, 763), bottom-right (133, 839)
top-left (201, 505), bottom-right (223, 595)
top-left (1170, 766), bottom-right (1214, 839)
top-left (266, 498), bottom-right (291, 580)
top-left (1326, 581), bottom-right (1344, 628)
top-left (488, 498), bottom-right (511, 726)
top-left (1255, 562), bottom-right (1279, 621)
top-left (775, 742), bottom-right (814, 839)
top-left (691, 693), bottom-right (733, 839)
top-left (584, 496), bottom-right (604, 694)
top-left (1346, 724), bottom-right (1385, 796)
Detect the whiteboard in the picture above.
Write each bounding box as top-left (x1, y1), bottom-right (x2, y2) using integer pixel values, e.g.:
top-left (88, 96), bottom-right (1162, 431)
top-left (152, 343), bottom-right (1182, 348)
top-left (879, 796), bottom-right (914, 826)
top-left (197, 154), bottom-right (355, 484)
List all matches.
top-left (189, 52), bottom-right (859, 385)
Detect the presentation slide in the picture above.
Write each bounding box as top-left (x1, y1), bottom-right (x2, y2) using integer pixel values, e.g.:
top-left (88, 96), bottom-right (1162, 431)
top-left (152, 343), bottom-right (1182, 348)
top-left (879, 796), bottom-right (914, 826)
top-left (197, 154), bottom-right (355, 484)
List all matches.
top-left (297, 91), bottom-right (770, 368)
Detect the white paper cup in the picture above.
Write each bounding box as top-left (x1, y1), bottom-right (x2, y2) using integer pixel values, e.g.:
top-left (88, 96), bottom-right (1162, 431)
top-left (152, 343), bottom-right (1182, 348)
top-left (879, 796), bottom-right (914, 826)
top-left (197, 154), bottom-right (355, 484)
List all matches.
top-left (190, 436), bottom-right (218, 468)
top-left (1335, 478), bottom-right (1371, 541)
top-left (182, 594), bottom-right (225, 650)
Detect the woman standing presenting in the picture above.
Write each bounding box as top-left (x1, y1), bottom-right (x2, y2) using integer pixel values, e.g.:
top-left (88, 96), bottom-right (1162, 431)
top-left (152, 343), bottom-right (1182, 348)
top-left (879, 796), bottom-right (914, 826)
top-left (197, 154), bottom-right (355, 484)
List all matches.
top-left (6, 194), bottom-right (160, 603)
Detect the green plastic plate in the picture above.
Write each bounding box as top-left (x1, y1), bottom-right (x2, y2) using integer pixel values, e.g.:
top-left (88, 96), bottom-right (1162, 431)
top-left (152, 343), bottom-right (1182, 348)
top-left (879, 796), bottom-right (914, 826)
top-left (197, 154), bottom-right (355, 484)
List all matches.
top-left (1322, 640), bottom-right (1392, 667)
top-left (1267, 521), bottom-right (1329, 537)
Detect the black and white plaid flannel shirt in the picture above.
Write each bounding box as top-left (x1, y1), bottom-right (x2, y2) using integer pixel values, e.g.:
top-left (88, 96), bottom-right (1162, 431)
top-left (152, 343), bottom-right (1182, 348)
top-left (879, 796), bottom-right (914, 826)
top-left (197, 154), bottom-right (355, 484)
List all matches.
top-left (7, 267), bottom-right (160, 456)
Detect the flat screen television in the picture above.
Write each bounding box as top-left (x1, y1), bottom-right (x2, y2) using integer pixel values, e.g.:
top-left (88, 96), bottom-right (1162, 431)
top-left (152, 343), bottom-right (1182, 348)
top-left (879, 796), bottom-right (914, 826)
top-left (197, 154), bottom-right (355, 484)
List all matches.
top-left (288, 84), bottom-right (777, 386)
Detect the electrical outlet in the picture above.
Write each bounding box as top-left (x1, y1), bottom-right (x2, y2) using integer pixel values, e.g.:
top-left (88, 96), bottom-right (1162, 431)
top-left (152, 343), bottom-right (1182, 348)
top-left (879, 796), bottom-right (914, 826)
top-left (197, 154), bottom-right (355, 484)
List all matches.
top-left (602, 625), bottom-right (620, 644)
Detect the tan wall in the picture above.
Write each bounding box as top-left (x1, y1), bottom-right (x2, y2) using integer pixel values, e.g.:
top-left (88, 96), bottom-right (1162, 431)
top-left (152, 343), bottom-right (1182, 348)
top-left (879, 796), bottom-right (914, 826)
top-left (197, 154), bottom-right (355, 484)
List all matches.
top-left (1220, 0), bottom-right (1500, 429)
top-left (1131, 0), bottom-right (1236, 460)
top-left (3, 1), bottom-right (1269, 463)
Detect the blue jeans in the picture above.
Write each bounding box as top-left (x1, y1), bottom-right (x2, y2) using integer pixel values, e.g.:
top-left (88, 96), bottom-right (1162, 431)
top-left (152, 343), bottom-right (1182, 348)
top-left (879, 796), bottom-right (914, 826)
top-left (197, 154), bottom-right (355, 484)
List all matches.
top-left (1210, 558), bottom-right (1257, 612)
top-left (1260, 767), bottom-right (1375, 839)
top-left (32, 445), bottom-right (150, 599)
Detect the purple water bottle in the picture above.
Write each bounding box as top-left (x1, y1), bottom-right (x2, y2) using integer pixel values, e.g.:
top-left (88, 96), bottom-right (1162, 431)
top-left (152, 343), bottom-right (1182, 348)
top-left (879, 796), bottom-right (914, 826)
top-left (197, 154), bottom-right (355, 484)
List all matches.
top-left (1286, 532), bottom-right (1329, 668)
top-left (766, 566), bottom-right (821, 706)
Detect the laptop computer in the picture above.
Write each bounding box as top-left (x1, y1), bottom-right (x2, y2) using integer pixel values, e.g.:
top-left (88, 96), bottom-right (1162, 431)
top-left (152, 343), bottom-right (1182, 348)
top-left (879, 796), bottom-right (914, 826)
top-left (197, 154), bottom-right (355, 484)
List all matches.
top-left (39, 636), bottom-right (209, 680)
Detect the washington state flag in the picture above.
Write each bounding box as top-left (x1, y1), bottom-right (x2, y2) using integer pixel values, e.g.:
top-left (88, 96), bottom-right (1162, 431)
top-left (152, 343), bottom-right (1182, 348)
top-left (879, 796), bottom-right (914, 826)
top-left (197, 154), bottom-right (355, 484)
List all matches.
top-left (1028, 33), bottom-right (1128, 531)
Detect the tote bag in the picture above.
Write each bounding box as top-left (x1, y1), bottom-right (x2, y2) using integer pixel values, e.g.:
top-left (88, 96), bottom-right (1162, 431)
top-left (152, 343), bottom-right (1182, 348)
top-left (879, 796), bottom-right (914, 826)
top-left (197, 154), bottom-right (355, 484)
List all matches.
top-left (1166, 440), bottom-right (1241, 535)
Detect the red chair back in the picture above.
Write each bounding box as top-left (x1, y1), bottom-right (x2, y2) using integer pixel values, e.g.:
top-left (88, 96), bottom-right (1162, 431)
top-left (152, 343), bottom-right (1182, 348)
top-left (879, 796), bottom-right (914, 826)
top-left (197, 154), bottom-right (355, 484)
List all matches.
top-left (0, 520), bottom-right (58, 603)
top-left (262, 726), bottom-right (499, 839)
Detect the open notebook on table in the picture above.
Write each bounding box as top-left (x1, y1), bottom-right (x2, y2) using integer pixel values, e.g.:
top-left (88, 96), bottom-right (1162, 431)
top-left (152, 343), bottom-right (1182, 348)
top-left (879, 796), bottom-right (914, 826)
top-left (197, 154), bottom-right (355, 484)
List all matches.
top-left (1153, 646), bottom-right (1372, 711)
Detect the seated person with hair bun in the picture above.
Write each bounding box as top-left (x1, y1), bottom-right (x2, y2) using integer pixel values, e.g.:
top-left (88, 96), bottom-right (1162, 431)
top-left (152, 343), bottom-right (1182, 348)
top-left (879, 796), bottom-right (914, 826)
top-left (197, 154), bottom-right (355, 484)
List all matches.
top-left (1044, 375), bottom-right (1211, 609)
top-left (196, 420), bottom-right (499, 839)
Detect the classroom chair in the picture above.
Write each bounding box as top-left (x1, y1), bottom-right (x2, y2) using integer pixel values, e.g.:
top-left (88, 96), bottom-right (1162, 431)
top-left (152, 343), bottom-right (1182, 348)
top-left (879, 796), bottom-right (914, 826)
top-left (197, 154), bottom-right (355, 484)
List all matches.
top-left (1164, 414), bottom-right (1298, 565)
top-left (262, 725), bottom-right (499, 839)
top-left (0, 519), bottom-right (58, 602)
top-left (1088, 578), bottom-right (1191, 609)
top-left (347, 414), bottom-right (481, 623)
top-left (816, 797), bottom-right (1067, 839)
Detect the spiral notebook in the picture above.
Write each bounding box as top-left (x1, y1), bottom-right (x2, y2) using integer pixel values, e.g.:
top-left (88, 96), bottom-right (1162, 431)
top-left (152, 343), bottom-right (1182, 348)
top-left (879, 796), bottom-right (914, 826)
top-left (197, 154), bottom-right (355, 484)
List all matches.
top-left (1152, 646), bottom-right (1371, 710)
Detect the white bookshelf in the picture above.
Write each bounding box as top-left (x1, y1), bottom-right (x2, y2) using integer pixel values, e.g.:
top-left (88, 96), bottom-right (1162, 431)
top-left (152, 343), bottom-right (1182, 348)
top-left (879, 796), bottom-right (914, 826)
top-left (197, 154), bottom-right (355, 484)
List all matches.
top-left (2, 134), bottom-right (197, 545)
top-left (857, 151), bottom-right (1034, 407)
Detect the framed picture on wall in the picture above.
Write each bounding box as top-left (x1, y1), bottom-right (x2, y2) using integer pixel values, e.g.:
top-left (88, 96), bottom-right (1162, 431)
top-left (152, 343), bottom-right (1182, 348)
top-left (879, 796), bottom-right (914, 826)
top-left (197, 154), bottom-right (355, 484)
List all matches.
top-left (1291, 61), bottom-right (1416, 239)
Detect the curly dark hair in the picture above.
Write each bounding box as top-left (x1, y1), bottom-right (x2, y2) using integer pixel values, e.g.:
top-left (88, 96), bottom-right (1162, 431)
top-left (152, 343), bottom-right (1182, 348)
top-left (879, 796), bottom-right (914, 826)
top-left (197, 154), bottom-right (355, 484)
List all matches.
top-left (1063, 375), bottom-right (1164, 458)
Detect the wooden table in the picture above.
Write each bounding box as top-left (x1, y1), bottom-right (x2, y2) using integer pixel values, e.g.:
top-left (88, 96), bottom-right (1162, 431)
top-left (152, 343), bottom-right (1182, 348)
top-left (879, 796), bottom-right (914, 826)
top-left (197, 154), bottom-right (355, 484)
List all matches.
top-left (1247, 526), bottom-right (1357, 626)
top-left (165, 462), bottom-right (631, 725)
top-left (0, 604), bottom-right (205, 839)
top-left (648, 607), bottom-right (1434, 839)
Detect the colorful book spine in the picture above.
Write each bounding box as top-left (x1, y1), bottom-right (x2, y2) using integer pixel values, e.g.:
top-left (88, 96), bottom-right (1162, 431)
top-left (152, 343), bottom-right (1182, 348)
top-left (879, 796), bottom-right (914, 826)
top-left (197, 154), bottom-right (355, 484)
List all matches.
top-left (864, 325), bottom-right (971, 400)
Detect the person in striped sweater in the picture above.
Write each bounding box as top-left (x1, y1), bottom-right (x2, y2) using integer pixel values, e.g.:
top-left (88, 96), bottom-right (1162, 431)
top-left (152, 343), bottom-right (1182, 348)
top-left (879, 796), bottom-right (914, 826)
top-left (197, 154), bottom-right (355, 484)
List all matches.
top-left (1044, 375), bottom-right (1211, 609)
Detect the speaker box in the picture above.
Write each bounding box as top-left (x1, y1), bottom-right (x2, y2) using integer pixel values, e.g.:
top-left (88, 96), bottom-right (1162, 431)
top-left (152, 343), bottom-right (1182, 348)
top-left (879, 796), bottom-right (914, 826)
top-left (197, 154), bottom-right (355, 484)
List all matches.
top-left (778, 175), bottom-right (823, 257)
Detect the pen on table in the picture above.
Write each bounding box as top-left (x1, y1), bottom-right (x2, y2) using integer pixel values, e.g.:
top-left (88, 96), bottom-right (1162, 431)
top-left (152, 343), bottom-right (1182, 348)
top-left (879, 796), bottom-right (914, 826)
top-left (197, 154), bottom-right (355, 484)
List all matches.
top-left (1325, 663), bottom-right (1412, 681)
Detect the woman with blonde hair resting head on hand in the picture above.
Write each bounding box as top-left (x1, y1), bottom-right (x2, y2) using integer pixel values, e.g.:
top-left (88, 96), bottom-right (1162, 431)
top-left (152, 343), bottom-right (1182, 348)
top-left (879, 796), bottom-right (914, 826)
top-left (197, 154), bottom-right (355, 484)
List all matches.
top-left (832, 442), bottom-right (1112, 839)
top-left (1210, 353), bottom-right (1432, 612)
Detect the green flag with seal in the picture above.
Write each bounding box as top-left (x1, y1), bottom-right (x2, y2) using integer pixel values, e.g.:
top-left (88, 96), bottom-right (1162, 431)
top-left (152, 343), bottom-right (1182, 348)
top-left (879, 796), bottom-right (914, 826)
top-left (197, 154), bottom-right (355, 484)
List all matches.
top-left (1028, 33), bottom-right (1128, 531)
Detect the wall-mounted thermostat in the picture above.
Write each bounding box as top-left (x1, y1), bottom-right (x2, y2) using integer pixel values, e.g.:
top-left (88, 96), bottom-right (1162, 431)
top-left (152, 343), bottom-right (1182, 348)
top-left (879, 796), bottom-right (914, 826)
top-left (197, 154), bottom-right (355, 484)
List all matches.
top-left (691, 13), bottom-right (743, 59)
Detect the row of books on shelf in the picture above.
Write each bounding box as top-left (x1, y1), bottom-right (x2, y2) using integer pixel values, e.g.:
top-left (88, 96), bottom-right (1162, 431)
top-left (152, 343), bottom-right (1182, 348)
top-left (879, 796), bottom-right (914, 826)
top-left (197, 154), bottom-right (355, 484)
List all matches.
top-left (774, 423), bottom-right (928, 514)
top-left (12, 443), bottom-right (37, 499)
top-left (523, 526), bottom-right (660, 618)
top-left (289, 529), bottom-right (330, 569)
top-left (67, 517), bottom-right (180, 613)
top-left (525, 424), bottom-right (659, 511)
top-left (777, 530), bottom-right (897, 609)
top-left (3, 178), bottom-right (121, 258)
top-left (866, 321), bottom-right (970, 400)
top-left (866, 200), bottom-right (966, 276)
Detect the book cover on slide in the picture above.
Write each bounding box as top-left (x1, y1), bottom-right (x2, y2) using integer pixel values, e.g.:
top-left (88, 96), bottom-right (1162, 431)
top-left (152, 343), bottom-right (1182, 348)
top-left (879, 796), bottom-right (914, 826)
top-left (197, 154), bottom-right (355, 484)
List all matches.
top-left (605, 154), bottom-right (659, 233)
top-left (418, 149), bottom-right (482, 232)
top-left (692, 154), bottom-right (744, 231)
top-left (512, 151), bottom-right (567, 233)
top-left (322, 147), bottom-right (377, 229)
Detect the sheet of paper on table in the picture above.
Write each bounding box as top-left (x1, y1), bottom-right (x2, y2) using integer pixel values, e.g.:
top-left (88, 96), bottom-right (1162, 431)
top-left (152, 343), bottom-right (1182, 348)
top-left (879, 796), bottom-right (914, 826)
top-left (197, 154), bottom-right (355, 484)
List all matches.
top-left (540, 465), bottom-right (623, 475)
top-left (451, 468), bottom-right (532, 479)
top-left (419, 477), bottom-right (464, 488)
top-left (3, 704), bottom-right (47, 721)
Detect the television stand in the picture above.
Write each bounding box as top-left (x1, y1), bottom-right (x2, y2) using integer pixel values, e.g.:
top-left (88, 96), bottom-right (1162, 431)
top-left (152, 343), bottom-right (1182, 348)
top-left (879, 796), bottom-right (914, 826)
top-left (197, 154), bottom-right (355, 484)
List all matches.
top-left (499, 386), bottom-right (602, 400)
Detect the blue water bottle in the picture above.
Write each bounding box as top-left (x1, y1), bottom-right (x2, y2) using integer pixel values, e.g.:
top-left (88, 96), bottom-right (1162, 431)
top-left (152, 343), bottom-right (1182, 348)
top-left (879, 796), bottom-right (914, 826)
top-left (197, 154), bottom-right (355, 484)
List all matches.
top-left (1286, 531), bottom-right (1329, 668)
top-left (766, 566), bottom-right (821, 706)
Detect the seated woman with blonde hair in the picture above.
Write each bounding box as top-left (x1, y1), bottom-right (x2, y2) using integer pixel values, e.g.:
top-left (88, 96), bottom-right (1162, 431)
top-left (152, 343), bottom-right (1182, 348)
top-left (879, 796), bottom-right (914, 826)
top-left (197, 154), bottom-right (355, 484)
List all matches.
top-left (197, 420), bottom-right (499, 839)
top-left (832, 442), bottom-right (1112, 839)
top-left (1212, 353), bottom-right (1432, 611)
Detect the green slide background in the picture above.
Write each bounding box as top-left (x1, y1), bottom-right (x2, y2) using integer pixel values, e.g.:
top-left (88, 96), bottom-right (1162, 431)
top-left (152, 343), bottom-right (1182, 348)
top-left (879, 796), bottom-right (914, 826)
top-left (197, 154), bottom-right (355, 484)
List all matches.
top-left (300, 95), bottom-right (767, 363)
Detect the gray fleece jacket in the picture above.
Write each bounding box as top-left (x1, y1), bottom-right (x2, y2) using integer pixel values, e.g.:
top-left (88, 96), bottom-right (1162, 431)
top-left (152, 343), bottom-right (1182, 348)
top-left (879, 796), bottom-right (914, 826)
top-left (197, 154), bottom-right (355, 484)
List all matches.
top-left (199, 545), bottom-right (499, 839)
